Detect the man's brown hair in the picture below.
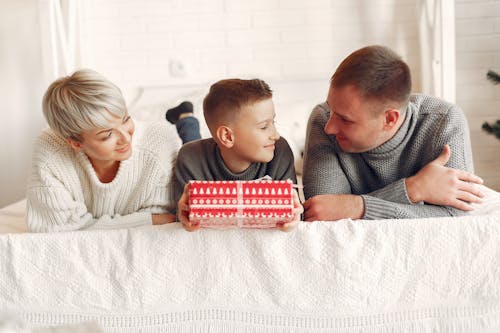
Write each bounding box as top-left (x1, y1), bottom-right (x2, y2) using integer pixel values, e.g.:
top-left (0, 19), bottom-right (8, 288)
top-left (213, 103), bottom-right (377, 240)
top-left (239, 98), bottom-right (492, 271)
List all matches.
top-left (331, 45), bottom-right (411, 108)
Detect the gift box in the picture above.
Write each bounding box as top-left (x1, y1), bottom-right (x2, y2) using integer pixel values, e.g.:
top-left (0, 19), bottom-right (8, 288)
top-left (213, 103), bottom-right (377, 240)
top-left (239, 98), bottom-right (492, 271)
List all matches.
top-left (188, 180), bottom-right (295, 228)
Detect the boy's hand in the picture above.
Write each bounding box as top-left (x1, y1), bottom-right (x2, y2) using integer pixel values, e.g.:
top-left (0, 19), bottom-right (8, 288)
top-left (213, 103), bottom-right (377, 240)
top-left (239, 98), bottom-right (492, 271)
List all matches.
top-left (277, 190), bottom-right (303, 232)
top-left (178, 184), bottom-right (200, 232)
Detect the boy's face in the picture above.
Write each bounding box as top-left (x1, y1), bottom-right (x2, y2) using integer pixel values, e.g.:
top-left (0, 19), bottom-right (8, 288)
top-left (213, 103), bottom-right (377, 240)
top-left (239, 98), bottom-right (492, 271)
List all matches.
top-left (228, 98), bottom-right (280, 169)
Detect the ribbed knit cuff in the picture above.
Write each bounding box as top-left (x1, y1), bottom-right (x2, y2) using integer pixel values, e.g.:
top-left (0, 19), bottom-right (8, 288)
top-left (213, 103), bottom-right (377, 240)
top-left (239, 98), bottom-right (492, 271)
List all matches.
top-left (361, 195), bottom-right (395, 219)
top-left (361, 194), bottom-right (425, 220)
top-left (89, 212), bottom-right (152, 230)
top-left (367, 179), bottom-right (413, 204)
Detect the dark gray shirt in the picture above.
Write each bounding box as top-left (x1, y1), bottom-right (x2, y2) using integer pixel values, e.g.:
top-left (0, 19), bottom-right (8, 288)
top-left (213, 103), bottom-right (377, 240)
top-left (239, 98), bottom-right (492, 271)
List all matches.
top-left (302, 94), bottom-right (474, 219)
top-left (173, 137), bottom-right (297, 211)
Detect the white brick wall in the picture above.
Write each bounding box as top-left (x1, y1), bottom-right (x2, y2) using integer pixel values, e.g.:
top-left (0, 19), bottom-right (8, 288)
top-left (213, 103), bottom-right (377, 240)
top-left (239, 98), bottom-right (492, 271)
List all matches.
top-left (92, 1), bottom-right (500, 182)
top-left (79, 0), bottom-right (424, 174)
top-left (81, 0), bottom-right (422, 95)
top-left (456, 0), bottom-right (500, 190)
top-left (78, 0), bottom-right (500, 190)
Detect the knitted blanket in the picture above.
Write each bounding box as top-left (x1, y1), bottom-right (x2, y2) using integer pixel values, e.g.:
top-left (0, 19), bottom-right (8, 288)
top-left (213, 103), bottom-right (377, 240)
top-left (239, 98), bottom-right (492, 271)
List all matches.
top-left (1, 214), bottom-right (500, 332)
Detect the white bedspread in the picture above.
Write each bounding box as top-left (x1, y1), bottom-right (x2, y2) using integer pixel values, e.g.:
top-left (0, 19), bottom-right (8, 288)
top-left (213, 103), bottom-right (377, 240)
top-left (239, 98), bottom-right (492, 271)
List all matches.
top-left (1, 213), bottom-right (500, 332)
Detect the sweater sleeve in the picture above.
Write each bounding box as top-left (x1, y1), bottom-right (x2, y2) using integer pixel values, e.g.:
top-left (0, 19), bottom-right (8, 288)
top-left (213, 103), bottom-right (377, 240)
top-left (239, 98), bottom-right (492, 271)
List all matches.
top-left (361, 194), bottom-right (467, 219)
top-left (362, 104), bottom-right (474, 219)
top-left (432, 104), bottom-right (474, 172)
top-left (360, 177), bottom-right (466, 218)
top-left (302, 104), bottom-right (352, 198)
top-left (27, 170), bottom-right (152, 233)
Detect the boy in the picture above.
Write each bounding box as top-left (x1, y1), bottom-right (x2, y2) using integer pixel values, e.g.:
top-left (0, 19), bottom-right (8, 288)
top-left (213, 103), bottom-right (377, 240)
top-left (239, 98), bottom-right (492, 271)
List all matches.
top-left (173, 78), bottom-right (302, 231)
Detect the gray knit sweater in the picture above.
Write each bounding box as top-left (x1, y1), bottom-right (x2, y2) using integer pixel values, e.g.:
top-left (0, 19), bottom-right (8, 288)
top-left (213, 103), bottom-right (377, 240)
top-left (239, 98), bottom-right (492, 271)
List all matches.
top-left (302, 94), bottom-right (474, 219)
top-left (173, 137), bottom-right (297, 210)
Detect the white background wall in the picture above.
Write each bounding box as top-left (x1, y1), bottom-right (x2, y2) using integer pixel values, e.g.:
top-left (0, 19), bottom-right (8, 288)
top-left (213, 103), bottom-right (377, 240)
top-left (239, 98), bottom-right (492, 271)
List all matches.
top-left (80, 0), bottom-right (426, 180)
top-left (1, 0), bottom-right (499, 207)
top-left (0, 0), bottom-right (46, 207)
top-left (82, 0), bottom-right (423, 100)
top-left (456, 0), bottom-right (500, 191)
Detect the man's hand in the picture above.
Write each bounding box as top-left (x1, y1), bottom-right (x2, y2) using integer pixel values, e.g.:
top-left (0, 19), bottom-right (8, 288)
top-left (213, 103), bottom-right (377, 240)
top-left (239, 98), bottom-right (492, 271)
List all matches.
top-left (178, 184), bottom-right (200, 232)
top-left (151, 213), bottom-right (176, 225)
top-left (303, 194), bottom-right (364, 222)
top-left (277, 190), bottom-right (303, 232)
top-left (405, 145), bottom-right (484, 211)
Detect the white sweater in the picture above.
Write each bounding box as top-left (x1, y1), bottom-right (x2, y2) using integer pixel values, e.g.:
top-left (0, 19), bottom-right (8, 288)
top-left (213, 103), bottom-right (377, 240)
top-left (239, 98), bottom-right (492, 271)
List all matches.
top-left (26, 121), bottom-right (181, 232)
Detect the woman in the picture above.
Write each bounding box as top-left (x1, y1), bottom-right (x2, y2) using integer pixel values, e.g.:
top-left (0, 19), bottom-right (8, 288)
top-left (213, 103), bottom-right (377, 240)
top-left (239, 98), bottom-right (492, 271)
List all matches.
top-left (27, 69), bottom-right (184, 232)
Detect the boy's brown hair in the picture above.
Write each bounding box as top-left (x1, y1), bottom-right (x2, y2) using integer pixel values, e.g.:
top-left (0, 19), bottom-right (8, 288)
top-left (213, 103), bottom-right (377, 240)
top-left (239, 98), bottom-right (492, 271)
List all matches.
top-left (203, 78), bottom-right (272, 135)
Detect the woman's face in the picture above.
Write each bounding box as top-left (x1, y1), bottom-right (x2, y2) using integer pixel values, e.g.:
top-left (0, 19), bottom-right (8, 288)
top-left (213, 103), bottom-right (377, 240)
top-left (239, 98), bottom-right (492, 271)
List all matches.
top-left (69, 111), bottom-right (135, 167)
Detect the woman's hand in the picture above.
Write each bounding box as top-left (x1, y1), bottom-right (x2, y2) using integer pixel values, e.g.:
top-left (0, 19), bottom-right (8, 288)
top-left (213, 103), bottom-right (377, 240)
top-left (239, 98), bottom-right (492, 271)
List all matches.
top-left (151, 213), bottom-right (176, 225)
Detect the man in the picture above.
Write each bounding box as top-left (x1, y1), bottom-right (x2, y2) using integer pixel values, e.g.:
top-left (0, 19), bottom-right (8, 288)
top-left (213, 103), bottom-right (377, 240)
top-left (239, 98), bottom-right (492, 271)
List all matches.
top-left (302, 45), bottom-right (484, 221)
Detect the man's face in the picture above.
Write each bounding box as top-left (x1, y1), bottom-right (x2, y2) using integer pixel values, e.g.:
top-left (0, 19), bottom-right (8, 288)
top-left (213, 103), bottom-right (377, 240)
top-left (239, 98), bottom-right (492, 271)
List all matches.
top-left (324, 84), bottom-right (388, 153)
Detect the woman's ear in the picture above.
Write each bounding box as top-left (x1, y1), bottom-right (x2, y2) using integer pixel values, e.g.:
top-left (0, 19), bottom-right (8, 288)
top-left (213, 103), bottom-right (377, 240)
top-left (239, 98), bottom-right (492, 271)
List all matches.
top-left (216, 126), bottom-right (234, 148)
top-left (383, 108), bottom-right (400, 130)
top-left (66, 138), bottom-right (83, 151)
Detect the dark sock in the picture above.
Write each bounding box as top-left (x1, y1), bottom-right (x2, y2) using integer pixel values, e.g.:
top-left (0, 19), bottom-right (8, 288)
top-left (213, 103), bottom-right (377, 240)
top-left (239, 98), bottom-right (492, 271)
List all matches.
top-left (166, 101), bottom-right (194, 124)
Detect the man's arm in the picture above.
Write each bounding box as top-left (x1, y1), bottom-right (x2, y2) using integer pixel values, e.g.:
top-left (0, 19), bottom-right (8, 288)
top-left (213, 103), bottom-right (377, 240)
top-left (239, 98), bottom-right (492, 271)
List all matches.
top-left (302, 104), bottom-right (352, 198)
top-left (374, 105), bottom-right (483, 215)
top-left (405, 145), bottom-right (483, 209)
top-left (363, 105), bottom-right (482, 203)
top-left (302, 192), bottom-right (467, 221)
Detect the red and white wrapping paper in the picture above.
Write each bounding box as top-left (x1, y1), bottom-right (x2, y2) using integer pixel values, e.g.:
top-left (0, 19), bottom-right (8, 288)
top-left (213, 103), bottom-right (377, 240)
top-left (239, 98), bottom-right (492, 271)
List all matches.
top-left (188, 180), bottom-right (294, 228)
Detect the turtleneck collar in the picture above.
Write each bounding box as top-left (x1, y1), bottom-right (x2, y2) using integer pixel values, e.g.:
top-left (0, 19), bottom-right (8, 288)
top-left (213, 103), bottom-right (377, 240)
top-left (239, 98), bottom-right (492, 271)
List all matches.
top-left (214, 145), bottom-right (262, 180)
top-left (366, 102), bottom-right (416, 155)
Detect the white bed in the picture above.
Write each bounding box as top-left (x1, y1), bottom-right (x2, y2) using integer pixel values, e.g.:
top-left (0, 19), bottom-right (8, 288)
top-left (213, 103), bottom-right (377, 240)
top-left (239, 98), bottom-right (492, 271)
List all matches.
top-left (2, 83), bottom-right (500, 332)
top-left (1, 186), bottom-right (500, 332)
top-left (0, 199), bottom-right (26, 234)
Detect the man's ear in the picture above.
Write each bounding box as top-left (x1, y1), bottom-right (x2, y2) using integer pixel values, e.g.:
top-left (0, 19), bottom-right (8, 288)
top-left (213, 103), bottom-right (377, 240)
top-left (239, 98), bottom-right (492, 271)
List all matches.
top-left (66, 138), bottom-right (83, 151)
top-left (215, 126), bottom-right (234, 148)
top-left (383, 108), bottom-right (400, 130)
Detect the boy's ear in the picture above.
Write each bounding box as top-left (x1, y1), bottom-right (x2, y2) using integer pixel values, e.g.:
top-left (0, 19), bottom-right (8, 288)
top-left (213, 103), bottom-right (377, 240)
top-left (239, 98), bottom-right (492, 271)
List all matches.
top-left (66, 138), bottom-right (83, 151)
top-left (383, 108), bottom-right (400, 130)
top-left (216, 125), bottom-right (234, 148)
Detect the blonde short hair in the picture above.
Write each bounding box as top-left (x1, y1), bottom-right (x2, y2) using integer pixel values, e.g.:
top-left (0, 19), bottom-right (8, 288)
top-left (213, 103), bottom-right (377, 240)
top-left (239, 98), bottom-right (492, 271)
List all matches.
top-left (42, 69), bottom-right (127, 141)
